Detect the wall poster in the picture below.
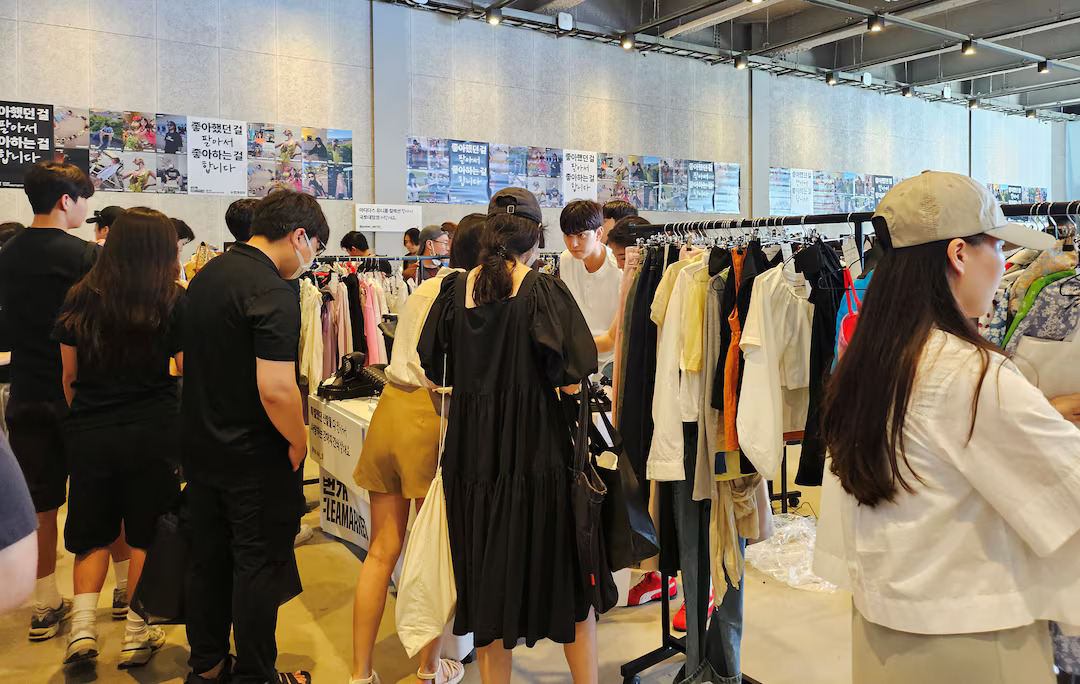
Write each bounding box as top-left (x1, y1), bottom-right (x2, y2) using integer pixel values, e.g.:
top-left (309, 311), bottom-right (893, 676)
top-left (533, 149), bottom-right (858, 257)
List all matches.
top-left (406, 136), bottom-right (449, 203)
top-left (686, 160), bottom-right (714, 213)
top-left (187, 116), bottom-right (247, 196)
top-left (713, 162), bottom-right (740, 214)
top-left (0, 102), bottom-right (53, 188)
top-left (448, 140), bottom-right (489, 205)
top-left (562, 149), bottom-right (598, 203)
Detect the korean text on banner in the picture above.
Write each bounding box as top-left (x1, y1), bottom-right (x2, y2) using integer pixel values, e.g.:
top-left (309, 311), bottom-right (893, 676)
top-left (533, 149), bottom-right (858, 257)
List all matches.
top-left (355, 204), bottom-right (424, 234)
top-left (562, 150), bottom-right (598, 202)
top-left (187, 116), bottom-right (246, 196)
top-left (686, 161), bottom-right (714, 213)
top-left (448, 140), bottom-right (489, 205)
top-left (789, 169), bottom-right (814, 215)
top-left (0, 102), bottom-right (53, 188)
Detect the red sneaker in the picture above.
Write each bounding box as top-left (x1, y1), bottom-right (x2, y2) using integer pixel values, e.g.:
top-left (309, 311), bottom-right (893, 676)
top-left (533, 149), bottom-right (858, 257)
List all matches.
top-left (626, 572), bottom-right (677, 607)
top-left (672, 586), bottom-right (715, 633)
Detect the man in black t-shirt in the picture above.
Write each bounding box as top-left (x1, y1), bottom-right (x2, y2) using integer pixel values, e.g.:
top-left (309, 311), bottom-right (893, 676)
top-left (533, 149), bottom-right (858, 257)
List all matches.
top-left (0, 162), bottom-right (98, 641)
top-left (162, 120), bottom-right (182, 154)
top-left (183, 190), bottom-right (328, 684)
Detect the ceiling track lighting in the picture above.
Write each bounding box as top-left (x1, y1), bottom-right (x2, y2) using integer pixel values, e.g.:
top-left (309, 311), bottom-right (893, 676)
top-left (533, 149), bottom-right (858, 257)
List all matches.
top-left (901, 86), bottom-right (913, 97)
top-left (1026, 109), bottom-right (1038, 119)
top-left (1037, 60), bottom-right (1050, 73)
top-left (485, 7), bottom-right (502, 25)
top-left (961, 39), bottom-right (976, 56)
top-left (734, 53), bottom-right (749, 70)
top-left (620, 33), bottom-right (634, 50)
top-left (867, 15), bottom-right (884, 33)
top-left (749, 0), bottom-right (764, 4)
top-left (968, 99), bottom-right (980, 110)
top-left (825, 72), bottom-right (839, 86)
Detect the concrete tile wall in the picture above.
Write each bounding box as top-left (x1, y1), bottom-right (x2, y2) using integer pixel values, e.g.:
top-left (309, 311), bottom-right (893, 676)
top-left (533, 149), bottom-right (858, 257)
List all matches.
top-left (0, 0), bottom-right (374, 260)
top-left (404, 11), bottom-right (751, 247)
top-left (970, 108), bottom-right (1054, 190)
top-left (768, 74), bottom-right (969, 181)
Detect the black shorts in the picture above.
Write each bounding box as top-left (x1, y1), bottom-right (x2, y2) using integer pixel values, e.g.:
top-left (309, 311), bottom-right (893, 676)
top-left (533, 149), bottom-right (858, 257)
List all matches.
top-left (5, 399), bottom-right (68, 513)
top-left (64, 418), bottom-right (181, 555)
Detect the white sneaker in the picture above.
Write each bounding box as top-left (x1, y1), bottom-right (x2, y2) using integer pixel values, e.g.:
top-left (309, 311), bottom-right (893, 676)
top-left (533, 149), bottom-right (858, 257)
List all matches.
top-left (294, 523), bottom-right (314, 546)
top-left (64, 630), bottom-right (99, 664)
top-left (118, 625), bottom-right (165, 668)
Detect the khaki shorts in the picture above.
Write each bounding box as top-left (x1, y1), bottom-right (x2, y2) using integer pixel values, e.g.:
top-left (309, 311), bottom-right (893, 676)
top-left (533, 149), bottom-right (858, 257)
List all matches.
top-left (852, 608), bottom-right (1054, 684)
top-left (353, 384), bottom-right (441, 500)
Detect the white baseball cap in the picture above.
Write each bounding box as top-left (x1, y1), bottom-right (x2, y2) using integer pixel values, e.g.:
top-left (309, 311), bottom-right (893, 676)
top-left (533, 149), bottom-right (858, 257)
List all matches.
top-left (874, 171), bottom-right (1055, 251)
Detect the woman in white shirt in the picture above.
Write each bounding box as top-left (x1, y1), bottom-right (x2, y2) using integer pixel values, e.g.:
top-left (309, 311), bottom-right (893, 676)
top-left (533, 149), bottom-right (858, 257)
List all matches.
top-left (817, 171), bottom-right (1080, 684)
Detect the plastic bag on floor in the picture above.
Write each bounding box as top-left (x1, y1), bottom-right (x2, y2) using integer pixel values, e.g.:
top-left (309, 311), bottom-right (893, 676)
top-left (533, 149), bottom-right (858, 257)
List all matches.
top-left (745, 513), bottom-right (835, 593)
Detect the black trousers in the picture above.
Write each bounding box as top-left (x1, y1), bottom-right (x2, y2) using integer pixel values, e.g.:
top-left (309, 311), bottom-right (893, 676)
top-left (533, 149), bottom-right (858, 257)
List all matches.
top-left (185, 462), bottom-right (303, 684)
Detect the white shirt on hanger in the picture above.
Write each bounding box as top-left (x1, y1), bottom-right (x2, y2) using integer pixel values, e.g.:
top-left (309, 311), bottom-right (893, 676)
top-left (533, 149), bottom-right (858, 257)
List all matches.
top-left (385, 267), bottom-right (461, 388)
top-left (815, 329), bottom-right (1080, 635)
top-left (559, 247), bottom-right (622, 369)
top-left (736, 262), bottom-right (813, 478)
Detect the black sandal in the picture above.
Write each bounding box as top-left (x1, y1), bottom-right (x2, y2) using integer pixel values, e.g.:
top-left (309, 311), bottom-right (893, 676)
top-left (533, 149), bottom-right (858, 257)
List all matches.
top-left (276, 672), bottom-right (311, 684)
top-left (185, 655), bottom-right (235, 684)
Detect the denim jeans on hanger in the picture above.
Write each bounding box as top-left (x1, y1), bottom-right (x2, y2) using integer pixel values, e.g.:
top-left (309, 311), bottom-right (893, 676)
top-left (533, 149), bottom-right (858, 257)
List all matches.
top-left (674, 422), bottom-right (746, 684)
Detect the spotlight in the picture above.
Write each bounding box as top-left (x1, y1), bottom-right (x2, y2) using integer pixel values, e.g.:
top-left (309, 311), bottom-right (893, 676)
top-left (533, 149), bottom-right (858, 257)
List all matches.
top-left (826, 72), bottom-right (839, 86)
top-left (485, 7), bottom-right (502, 25)
top-left (1026, 109), bottom-right (1037, 119)
top-left (902, 86), bottom-right (913, 97)
top-left (961, 39), bottom-right (975, 56)
top-left (868, 15), bottom-right (884, 32)
top-left (942, 85), bottom-right (952, 99)
top-left (1038, 60), bottom-right (1050, 73)
top-left (749, 0), bottom-right (764, 4)
top-left (734, 53), bottom-right (749, 70)
top-left (968, 99), bottom-right (980, 110)
top-left (620, 34), bottom-right (634, 50)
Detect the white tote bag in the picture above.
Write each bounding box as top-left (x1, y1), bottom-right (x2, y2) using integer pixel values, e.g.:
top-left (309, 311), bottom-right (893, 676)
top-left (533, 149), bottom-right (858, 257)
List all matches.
top-left (395, 370), bottom-right (456, 658)
top-left (1013, 333), bottom-right (1080, 399)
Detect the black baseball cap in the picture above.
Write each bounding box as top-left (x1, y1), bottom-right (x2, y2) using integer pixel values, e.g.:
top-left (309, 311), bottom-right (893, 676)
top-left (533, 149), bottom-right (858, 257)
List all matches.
top-left (86, 205), bottom-right (123, 227)
top-left (488, 188), bottom-right (542, 224)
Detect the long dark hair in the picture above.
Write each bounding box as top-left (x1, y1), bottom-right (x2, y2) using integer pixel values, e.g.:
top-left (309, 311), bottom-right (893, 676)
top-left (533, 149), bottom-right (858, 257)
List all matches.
top-left (821, 233), bottom-right (1000, 507)
top-left (57, 207), bottom-right (181, 369)
top-left (473, 213), bottom-right (542, 306)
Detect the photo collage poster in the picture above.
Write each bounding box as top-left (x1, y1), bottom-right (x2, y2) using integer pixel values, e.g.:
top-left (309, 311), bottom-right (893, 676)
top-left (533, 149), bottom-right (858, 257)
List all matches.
top-left (410, 136), bottom-right (740, 214)
top-left (1, 99), bottom-right (352, 199)
top-left (987, 183), bottom-right (1047, 204)
top-left (770, 167), bottom-right (898, 217)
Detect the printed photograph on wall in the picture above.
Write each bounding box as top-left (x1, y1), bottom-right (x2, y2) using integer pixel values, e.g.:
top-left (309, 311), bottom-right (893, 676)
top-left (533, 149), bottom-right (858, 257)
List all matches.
top-left (304, 162), bottom-right (329, 198)
top-left (813, 171), bottom-right (837, 213)
top-left (274, 125), bottom-right (303, 164)
top-left (659, 184), bottom-right (687, 212)
top-left (328, 163), bottom-right (352, 200)
top-left (488, 144), bottom-right (527, 195)
top-left (406, 169), bottom-right (448, 203)
top-left (156, 114), bottom-right (187, 155)
top-left (534, 177), bottom-right (563, 208)
top-left (302, 127), bottom-right (330, 162)
top-left (643, 156), bottom-right (660, 184)
top-left (405, 136), bottom-right (448, 171)
top-left (54, 107), bottom-right (89, 150)
top-left (544, 148), bottom-right (562, 178)
top-left (248, 160), bottom-right (275, 198)
top-left (121, 112), bottom-right (155, 152)
top-left (274, 161), bottom-right (303, 192)
top-left (769, 168), bottom-right (792, 215)
top-left (54, 148), bottom-right (90, 175)
top-left (90, 109), bottom-right (125, 151)
top-left (627, 155), bottom-right (647, 183)
top-left (327, 129), bottom-right (352, 164)
top-left (612, 154), bottom-right (630, 182)
top-left (659, 158), bottom-right (676, 185)
top-left (119, 153), bottom-right (158, 192)
top-left (157, 154), bottom-right (187, 193)
top-left (249, 123), bottom-right (276, 160)
top-left (714, 162), bottom-right (740, 214)
top-left (526, 147), bottom-right (549, 177)
top-left (90, 149), bottom-right (124, 191)
top-left (597, 153), bottom-right (618, 181)
top-left (598, 180), bottom-right (615, 203)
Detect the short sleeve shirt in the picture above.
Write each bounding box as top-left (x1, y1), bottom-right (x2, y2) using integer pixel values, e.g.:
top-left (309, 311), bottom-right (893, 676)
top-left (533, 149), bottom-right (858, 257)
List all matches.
top-left (0, 228), bottom-right (98, 404)
top-left (181, 243), bottom-right (300, 471)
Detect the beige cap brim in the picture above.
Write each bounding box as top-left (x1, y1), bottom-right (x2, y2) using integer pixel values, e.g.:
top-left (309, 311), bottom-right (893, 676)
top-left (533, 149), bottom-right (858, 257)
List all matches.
top-left (985, 222), bottom-right (1056, 251)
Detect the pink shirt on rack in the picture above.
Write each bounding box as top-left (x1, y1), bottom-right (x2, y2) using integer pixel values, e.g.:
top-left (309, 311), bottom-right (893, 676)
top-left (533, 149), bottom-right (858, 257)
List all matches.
top-left (364, 282), bottom-right (380, 365)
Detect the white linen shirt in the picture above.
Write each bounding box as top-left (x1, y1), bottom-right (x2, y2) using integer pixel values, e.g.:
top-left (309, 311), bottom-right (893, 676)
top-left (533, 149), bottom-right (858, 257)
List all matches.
top-left (814, 329), bottom-right (1080, 635)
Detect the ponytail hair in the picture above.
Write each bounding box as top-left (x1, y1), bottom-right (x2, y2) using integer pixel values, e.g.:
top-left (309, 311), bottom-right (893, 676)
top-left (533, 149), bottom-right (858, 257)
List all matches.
top-left (473, 213), bottom-right (542, 306)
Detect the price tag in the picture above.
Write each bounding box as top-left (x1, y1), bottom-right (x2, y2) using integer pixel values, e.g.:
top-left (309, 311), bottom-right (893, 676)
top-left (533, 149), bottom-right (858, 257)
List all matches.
top-left (780, 242), bottom-right (793, 262)
top-left (842, 238), bottom-right (863, 278)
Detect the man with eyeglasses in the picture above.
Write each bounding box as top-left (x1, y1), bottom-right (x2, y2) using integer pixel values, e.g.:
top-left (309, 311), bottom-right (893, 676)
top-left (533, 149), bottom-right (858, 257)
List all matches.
top-left (414, 225), bottom-right (450, 283)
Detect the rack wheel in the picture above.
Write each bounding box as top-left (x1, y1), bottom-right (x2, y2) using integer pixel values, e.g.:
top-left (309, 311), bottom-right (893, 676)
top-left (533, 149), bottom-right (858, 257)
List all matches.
top-left (787, 494), bottom-right (801, 509)
top-left (623, 677), bottom-right (640, 684)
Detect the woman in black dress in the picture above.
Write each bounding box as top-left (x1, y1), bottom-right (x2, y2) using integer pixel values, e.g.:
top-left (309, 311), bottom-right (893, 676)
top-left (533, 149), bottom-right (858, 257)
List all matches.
top-left (419, 188), bottom-right (600, 683)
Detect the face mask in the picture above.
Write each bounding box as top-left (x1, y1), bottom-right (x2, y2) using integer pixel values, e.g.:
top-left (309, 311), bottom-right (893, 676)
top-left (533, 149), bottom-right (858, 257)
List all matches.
top-left (287, 233), bottom-right (315, 280)
top-left (428, 258), bottom-right (444, 268)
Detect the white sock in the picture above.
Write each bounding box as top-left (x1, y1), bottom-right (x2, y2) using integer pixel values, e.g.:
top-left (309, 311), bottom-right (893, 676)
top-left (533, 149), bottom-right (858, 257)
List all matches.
top-left (125, 610), bottom-right (147, 638)
top-left (112, 559), bottom-right (130, 594)
top-left (71, 593), bottom-right (99, 636)
top-left (33, 574), bottom-right (62, 610)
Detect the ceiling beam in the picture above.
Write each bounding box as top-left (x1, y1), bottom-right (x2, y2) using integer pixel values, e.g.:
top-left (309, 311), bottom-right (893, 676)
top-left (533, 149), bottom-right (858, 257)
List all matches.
top-left (663, 0), bottom-right (785, 39)
top-left (625, 0), bottom-right (736, 35)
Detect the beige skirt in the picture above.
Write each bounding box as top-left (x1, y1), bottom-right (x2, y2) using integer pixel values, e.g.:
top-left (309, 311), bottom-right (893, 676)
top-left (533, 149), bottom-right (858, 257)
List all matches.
top-left (852, 609), bottom-right (1055, 684)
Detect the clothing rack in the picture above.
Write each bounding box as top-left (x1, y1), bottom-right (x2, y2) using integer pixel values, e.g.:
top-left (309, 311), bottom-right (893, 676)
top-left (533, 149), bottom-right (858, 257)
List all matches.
top-left (314, 254), bottom-right (446, 282)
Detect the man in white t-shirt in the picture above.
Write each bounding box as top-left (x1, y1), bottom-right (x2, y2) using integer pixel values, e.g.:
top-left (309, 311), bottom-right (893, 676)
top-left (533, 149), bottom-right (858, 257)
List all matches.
top-left (559, 200), bottom-right (622, 376)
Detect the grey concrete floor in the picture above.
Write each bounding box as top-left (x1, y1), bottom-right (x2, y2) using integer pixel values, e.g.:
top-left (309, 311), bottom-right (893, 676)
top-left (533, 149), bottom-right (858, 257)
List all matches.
top-left (0, 458), bottom-right (850, 684)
